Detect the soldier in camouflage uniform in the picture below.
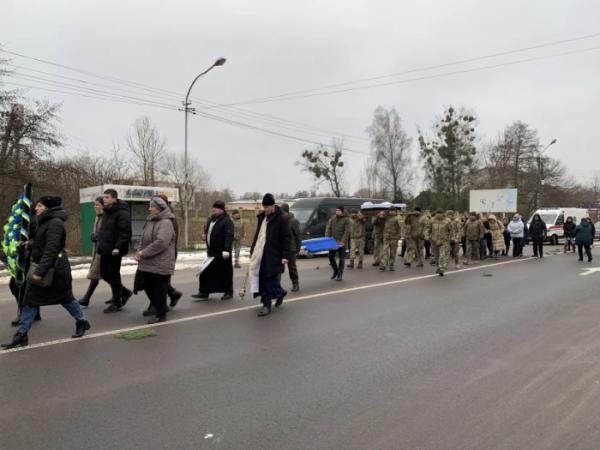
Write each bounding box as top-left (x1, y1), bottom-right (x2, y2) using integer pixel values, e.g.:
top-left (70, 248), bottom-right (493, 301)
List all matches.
top-left (426, 208), bottom-right (453, 276)
top-left (325, 206), bottom-right (351, 281)
top-left (463, 212), bottom-right (485, 265)
top-left (381, 206), bottom-right (402, 271)
top-left (348, 209), bottom-right (367, 269)
top-left (371, 211), bottom-right (386, 266)
top-left (446, 210), bottom-right (462, 269)
top-left (405, 207), bottom-right (427, 268)
top-left (281, 203), bottom-right (301, 291)
top-left (232, 209), bottom-right (245, 268)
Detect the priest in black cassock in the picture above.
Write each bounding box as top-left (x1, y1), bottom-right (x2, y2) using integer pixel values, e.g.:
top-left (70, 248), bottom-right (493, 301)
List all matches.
top-left (192, 200), bottom-right (234, 301)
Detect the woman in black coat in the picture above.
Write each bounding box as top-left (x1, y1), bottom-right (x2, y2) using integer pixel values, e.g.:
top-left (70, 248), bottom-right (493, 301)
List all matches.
top-left (2, 197), bottom-right (90, 349)
top-left (529, 214), bottom-right (547, 258)
top-left (249, 194), bottom-right (292, 317)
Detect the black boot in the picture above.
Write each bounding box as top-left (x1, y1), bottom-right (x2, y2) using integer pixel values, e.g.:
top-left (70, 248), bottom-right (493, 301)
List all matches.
top-left (275, 290), bottom-right (288, 308)
top-left (72, 320), bottom-right (91, 338)
top-left (330, 269), bottom-right (338, 280)
top-left (103, 301), bottom-right (123, 313)
top-left (169, 290), bottom-right (183, 307)
top-left (143, 305), bottom-right (156, 317)
top-left (148, 316), bottom-right (167, 325)
top-left (291, 283), bottom-right (300, 292)
top-left (121, 289), bottom-right (133, 306)
top-left (192, 293), bottom-right (209, 300)
top-left (78, 297), bottom-right (90, 307)
top-left (1, 331), bottom-right (28, 349)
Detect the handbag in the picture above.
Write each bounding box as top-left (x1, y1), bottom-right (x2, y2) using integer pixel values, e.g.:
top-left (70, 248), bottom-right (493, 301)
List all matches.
top-left (27, 251), bottom-right (64, 287)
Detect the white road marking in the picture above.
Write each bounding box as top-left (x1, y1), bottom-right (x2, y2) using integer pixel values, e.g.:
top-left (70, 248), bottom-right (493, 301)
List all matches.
top-left (0, 257), bottom-right (539, 355)
top-left (580, 267), bottom-right (600, 276)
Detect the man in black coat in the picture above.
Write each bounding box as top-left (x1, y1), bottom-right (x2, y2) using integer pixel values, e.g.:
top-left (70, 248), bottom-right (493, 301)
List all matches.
top-left (98, 189), bottom-right (133, 313)
top-left (249, 194), bottom-right (292, 317)
top-left (193, 200), bottom-right (234, 301)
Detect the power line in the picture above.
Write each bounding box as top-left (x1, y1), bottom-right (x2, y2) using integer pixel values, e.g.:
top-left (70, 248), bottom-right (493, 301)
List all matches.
top-left (3, 80), bottom-right (370, 157)
top-left (1, 52), bottom-right (370, 143)
top-left (203, 45), bottom-right (600, 107)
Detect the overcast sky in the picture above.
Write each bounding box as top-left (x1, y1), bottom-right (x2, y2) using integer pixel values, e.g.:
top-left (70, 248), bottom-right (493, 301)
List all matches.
top-left (2, 0), bottom-right (599, 197)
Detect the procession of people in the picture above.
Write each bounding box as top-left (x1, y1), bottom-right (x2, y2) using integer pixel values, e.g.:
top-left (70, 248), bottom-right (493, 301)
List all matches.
top-left (1, 191), bottom-right (597, 349)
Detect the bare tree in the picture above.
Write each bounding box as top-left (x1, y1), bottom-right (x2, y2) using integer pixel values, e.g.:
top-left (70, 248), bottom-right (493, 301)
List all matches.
top-left (367, 106), bottom-right (414, 202)
top-left (163, 151), bottom-right (210, 219)
top-left (127, 116), bottom-right (165, 186)
top-left (298, 138), bottom-right (346, 197)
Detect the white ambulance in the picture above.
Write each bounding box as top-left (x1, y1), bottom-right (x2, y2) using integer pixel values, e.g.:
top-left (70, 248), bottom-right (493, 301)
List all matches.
top-left (528, 208), bottom-right (590, 244)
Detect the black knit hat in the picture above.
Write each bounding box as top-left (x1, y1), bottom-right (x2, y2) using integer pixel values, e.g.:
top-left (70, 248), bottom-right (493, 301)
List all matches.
top-left (38, 196), bottom-right (62, 209)
top-left (336, 206), bottom-right (344, 212)
top-left (262, 193), bottom-right (275, 206)
top-left (212, 200), bottom-right (226, 210)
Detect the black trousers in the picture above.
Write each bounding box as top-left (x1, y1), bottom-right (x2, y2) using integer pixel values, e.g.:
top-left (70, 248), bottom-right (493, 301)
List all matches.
top-left (100, 254), bottom-right (130, 306)
top-left (400, 239), bottom-right (407, 258)
top-left (424, 240), bottom-right (431, 258)
top-left (143, 271), bottom-right (170, 318)
top-left (578, 244), bottom-right (592, 261)
top-left (328, 248), bottom-right (346, 276)
top-left (504, 235), bottom-right (511, 255)
top-left (287, 252), bottom-right (299, 284)
top-left (532, 238), bottom-right (544, 257)
top-left (512, 238), bottom-right (523, 257)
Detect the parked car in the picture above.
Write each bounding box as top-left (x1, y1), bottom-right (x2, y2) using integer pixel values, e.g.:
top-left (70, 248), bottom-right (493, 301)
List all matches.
top-left (290, 197), bottom-right (384, 256)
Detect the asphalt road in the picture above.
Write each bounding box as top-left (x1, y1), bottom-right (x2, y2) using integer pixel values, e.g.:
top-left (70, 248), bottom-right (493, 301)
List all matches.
top-left (1, 251), bottom-right (600, 449)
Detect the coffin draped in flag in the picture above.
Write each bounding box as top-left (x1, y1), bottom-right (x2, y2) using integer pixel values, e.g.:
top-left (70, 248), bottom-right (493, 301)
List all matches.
top-left (1, 183), bottom-right (33, 285)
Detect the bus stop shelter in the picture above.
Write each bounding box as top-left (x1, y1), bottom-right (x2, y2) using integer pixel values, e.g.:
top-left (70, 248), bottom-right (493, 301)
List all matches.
top-left (79, 184), bottom-right (179, 256)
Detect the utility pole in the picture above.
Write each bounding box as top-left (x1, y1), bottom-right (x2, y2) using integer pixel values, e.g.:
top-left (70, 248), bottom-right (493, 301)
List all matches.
top-left (537, 138), bottom-right (557, 209)
top-left (182, 57), bottom-right (226, 249)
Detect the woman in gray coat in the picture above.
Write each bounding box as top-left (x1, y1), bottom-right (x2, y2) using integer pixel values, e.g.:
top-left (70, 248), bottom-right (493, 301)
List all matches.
top-left (135, 196), bottom-right (177, 324)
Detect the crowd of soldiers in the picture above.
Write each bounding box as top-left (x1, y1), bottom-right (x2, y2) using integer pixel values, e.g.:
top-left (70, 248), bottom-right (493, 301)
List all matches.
top-left (326, 206), bottom-right (535, 279)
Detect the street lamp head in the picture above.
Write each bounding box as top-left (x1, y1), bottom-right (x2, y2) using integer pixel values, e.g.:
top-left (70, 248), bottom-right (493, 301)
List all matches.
top-left (215, 57), bottom-right (227, 66)
top-left (549, 138), bottom-right (557, 145)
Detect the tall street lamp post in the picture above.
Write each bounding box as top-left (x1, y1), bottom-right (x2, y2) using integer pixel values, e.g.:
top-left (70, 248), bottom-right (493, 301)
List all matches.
top-left (538, 138), bottom-right (557, 208)
top-left (183, 57), bottom-right (226, 248)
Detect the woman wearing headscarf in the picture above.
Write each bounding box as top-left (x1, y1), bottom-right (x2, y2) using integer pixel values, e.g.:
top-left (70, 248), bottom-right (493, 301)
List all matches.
top-left (249, 194), bottom-right (292, 317)
top-left (135, 196), bottom-right (177, 324)
top-left (2, 196), bottom-right (90, 349)
top-left (488, 215), bottom-right (505, 258)
top-left (79, 196), bottom-right (106, 307)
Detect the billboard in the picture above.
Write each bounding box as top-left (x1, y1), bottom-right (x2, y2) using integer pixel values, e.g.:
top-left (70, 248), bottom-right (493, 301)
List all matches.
top-left (79, 184), bottom-right (180, 204)
top-left (469, 189), bottom-right (518, 213)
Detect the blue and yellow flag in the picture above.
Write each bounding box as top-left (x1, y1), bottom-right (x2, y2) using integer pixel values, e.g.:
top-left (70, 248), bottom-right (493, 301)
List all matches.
top-left (1, 183), bottom-right (33, 285)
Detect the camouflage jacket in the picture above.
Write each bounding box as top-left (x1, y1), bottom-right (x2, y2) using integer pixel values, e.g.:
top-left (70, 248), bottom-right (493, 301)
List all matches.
top-left (425, 217), bottom-right (453, 245)
top-left (372, 216), bottom-right (386, 240)
top-left (233, 219), bottom-right (244, 241)
top-left (405, 212), bottom-right (427, 239)
top-left (383, 216), bottom-right (402, 240)
top-left (463, 219), bottom-right (485, 241)
top-left (350, 216), bottom-right (367, 239)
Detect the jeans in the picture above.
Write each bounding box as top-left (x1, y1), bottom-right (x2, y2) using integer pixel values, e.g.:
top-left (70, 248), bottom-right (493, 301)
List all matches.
top-left (100, 254), bottom-right (130, 306)
top-left (328, 247), bottom-right (346, 276)
top-left (532, 238), bottom-right (544, 257)
top-left (18, 300), bottom-right (85, 334)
